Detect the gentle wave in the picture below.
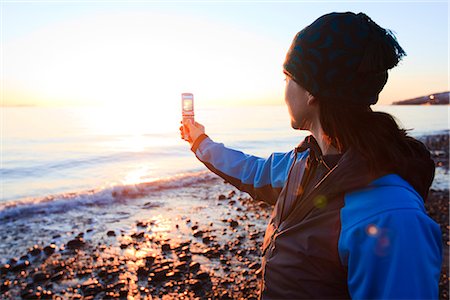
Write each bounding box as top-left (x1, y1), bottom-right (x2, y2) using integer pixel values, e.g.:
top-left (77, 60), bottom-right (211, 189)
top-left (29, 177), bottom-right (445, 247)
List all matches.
top-left (2, 147), bottom-right (191, 178)
top-left (0, 171), bottom-right (218, 221)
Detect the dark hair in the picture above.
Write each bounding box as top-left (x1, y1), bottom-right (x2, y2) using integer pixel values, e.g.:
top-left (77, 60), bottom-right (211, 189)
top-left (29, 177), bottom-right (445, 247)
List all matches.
top-left (318, 100), bottom-right (415, 174)
top-left (319, 99), bottom-right (436, 201)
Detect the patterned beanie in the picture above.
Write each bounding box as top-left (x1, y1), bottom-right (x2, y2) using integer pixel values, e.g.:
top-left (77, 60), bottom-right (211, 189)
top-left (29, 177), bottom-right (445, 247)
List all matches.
top-left (283, 12), bottom-right (406, 106)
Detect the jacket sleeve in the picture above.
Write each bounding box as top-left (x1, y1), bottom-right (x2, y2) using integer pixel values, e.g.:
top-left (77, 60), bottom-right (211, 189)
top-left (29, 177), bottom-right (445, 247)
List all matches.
top-left (191, 134), bottom-right (297, 205)
top-left (339, 186), bottom-right (443, 299)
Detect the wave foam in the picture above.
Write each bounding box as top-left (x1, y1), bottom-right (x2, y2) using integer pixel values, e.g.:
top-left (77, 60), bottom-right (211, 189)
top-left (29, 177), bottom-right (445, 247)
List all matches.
top-left (0, 171), bottom-right (219, 221)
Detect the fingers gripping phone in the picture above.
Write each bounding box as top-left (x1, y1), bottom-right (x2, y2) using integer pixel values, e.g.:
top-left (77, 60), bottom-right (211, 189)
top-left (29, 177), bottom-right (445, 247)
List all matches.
top-left (181, 93), bottom-right (194, 140)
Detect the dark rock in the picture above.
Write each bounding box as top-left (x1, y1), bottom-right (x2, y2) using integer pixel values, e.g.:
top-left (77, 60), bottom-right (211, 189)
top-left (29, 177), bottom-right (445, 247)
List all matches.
top-left (29, 245), bottom-right (41, 256)
top-left (228, 190), bottom-right (236, 199)
top-left (166, 270), bottom-right (182, 280)
top-left (145, 255), bottom-right (156, 267)
top-left (202, 248), bottom-right (220, 258)
top-left (219, 256), bottom-right (228, 264)
top-left (81, 281), bottom-right (103, 296)
top-left (249, 232), bottom-right (259, 240)
top-left (50, 271), bottom-right (64, 282)
top-left (21, 289), bottom-right (36, 299)
top-left (67, 238), bottom-right (85, 250)
top-left (191, 225), bottom-right (199, 231)
top-left (53, 263), bottom-right (66, 273)
top-left (107, 230), bottom-right (116, 237)
top-left (119, 288), bottom-right (128, 297)
top-left (20, 254), bottom-right (28, 261)
top-left (11, 260), bottom-right (29, 272)
top-left (131, 231), bottom-right (145, 239)
top-left (188, 279), bottom-right (202, 291)
top-left (220, 291), bottom-right (232, 299)
top-left (195, 271), bottom-right (210, 281)
top-left (112, 280), bottom-right (127, 290)
top-left (159, 260), bottom-right (172, 268)
top-left (175, 262), bottom-right (188, 271)
top-left (136, 221), bottom-right (147, 227)
top-left (137, 266), bottom-right (149, 278)
top-left (189, 262), bottom-right (200, 271)
top-left (161, 243), bottom-right (171, 252)
top-left (0, 280), bottom-right (10, 293)
top-left (178, 253), bottom-right (191, 262)
top-left (97, 268), bottom-right (108, 280)
top-left (120, 243), bottom-right (129, 249)
top-left (0, 264), bottom-right (11, 275)
top-left (229, 220), bottom-right (239, 228)
top-left (43, 244), bottom-right (57, 256)
top-left (150, 268), bottom-right (168, 282)
top-left (33, 272), bottom-right (49, 283)
top-left (202, 236), bottom-right (213, 244)
top-left (218, 194), bottom-right (226, 200)
top-left (193, 230), bottom-right (204, 238)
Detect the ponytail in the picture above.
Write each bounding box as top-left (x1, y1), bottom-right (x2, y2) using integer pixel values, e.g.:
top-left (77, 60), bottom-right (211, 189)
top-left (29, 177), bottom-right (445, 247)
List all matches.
top-left (319, 100), bottom-right (416, 174)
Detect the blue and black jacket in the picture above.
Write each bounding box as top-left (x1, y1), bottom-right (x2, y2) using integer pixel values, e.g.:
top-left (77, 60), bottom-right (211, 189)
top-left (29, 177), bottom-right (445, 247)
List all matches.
top-left (191, 134), bottom-right (442, 299)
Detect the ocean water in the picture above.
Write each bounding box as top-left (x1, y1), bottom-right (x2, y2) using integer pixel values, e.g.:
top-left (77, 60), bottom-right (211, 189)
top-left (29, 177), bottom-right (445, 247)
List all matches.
top-left (1, 105), bottom-right (448, 219)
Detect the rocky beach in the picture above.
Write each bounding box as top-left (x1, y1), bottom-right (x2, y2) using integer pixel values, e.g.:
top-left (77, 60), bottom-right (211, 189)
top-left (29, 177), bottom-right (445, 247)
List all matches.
top-left (0, 133), bottom-right (448, 300)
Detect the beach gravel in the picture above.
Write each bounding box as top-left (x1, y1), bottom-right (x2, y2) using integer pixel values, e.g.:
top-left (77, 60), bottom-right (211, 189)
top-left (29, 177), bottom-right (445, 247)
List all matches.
top-left (0, 133), bottom-right (448, 299)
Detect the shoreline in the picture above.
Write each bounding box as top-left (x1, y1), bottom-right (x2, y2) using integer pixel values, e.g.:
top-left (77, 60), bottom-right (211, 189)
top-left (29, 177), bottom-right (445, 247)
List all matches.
top-left (0, 133), bottom-right (448, 299)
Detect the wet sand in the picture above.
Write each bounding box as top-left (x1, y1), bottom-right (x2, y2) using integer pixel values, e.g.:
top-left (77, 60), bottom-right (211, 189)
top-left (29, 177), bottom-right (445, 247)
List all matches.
top-left (0, 133), bottom-right (448, 299)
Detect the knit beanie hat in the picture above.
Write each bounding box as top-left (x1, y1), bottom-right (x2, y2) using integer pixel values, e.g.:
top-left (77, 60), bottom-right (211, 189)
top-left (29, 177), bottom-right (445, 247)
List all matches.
top-left (283, 12), bottom-right (406, 106)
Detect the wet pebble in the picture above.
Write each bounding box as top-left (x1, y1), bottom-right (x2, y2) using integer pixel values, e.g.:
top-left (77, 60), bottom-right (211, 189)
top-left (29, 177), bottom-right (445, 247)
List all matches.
top-left (189, 262), bottom-right (200, 271)
top-left (188, 278), bottom-right (202, 291)
top-left (66, 238), bottom-right (85, 250)
top-left (29, 245), bottom-right (41, 256)
top-left (11, 260), bottom-right (29, 272)
top-left (193, 230), bottom-right (204, 238)
top-left (161, 243), bottom-right (171, 252)
top-left (0, 264), bottom-right (11, 275)
top-left (43, 244), bottom-right (57, 256)
top-left (50, 271), bottom-right (64, 282)
top-left (0, 280), bottom-right (10, 293)
top-left (229, 219), bottom-right (239, 228)
top-left (32, 272), bottom-right (49, 283)
top-left (131, 231), bottom-right (145, 239)
top-left (195, 271), bottom-right (210, 281)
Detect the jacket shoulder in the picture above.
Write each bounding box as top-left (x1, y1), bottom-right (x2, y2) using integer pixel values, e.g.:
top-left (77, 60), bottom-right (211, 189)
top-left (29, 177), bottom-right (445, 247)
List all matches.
top-left (341, 174), bottom-right (427, 230)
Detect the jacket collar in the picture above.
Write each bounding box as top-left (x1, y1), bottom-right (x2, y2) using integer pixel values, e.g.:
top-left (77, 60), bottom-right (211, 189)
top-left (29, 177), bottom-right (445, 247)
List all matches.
top-left (280, 144), bottom-right (380, 230)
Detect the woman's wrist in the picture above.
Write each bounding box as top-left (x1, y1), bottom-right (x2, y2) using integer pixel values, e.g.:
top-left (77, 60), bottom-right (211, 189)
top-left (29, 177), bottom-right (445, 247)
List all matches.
top-left (190, 134), bottom-right (209, 152)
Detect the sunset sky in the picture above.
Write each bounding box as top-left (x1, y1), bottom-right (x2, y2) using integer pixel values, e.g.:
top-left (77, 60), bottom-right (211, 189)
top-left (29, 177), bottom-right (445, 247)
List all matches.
top-left (2, 1), bottom-right (448, 108)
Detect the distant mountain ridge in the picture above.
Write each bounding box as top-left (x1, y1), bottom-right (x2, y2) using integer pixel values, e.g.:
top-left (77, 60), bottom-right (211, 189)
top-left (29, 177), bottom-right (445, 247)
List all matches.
top-left (392, 91), bottom-right (449, 105)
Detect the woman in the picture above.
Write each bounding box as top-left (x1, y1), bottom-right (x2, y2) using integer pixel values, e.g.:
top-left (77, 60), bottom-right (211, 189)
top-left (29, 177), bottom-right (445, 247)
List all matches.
top-left (181, 12), bottom-right (442, 299)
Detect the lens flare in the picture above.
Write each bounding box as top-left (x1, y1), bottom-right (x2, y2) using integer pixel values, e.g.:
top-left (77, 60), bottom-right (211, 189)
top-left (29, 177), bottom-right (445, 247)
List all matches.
top-left (313, 195), bottom-right (328, 209)
top-left (366, 224), bottom-right (379, 236)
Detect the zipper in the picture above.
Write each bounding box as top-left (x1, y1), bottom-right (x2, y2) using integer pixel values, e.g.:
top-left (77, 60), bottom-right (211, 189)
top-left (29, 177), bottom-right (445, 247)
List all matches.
top-left (278, 148), bottom-right (299, 222)
top-left (262, 148), bottom-right (299, 258)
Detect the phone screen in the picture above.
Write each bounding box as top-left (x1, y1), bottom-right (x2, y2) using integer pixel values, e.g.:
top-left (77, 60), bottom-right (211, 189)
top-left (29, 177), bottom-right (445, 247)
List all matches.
top-left (183, 99), bottom-right (193, 112)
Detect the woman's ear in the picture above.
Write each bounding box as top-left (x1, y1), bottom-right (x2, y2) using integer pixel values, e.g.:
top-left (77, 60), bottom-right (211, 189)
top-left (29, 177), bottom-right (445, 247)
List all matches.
top-left (306, 91), bottom-right (317, 105)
